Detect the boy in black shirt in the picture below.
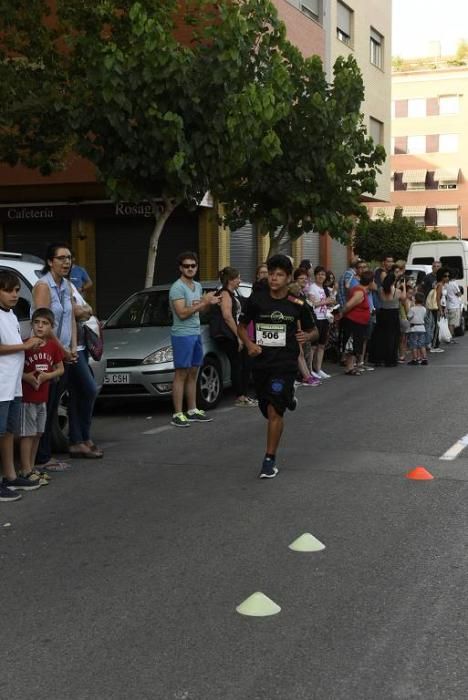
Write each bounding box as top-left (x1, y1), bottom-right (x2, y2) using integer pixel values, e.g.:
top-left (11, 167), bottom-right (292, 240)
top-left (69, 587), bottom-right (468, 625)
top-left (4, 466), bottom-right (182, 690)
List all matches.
top-left (238, 255), bottom-right (317, 479)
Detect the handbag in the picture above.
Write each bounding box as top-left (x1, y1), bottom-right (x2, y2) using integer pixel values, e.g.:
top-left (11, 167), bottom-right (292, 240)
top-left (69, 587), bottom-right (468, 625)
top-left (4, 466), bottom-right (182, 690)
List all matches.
top-left (426, 288), bottom-right (438, 311)
top-left (209, 291), bottom-right (236, 341)
top-left (83, 321), bottom-right (104, 361)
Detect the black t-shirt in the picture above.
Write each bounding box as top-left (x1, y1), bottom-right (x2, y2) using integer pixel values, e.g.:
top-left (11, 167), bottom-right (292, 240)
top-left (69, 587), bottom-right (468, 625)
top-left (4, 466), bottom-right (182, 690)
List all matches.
top-left (240, 288), bottom-right (316, 371)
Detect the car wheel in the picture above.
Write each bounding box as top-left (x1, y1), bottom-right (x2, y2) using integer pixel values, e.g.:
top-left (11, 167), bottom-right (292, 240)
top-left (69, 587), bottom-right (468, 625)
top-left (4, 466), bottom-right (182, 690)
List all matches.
top-left (51, 388), bottom-right (69, 453)
top-left (454, 314), bottom-right (466, 337)
top-left (197, 357), bottom-right (222, 410)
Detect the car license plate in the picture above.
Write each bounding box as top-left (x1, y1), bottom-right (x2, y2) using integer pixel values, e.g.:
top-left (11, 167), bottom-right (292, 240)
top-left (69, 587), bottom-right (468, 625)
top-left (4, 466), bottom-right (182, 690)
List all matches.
top-left (104, 373), bottom-right (130, 385)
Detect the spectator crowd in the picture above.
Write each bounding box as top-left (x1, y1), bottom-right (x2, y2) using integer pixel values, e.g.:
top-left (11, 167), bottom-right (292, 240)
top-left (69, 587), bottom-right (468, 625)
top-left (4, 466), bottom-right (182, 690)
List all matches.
top-left (0, 246), bottom-right (463, 495)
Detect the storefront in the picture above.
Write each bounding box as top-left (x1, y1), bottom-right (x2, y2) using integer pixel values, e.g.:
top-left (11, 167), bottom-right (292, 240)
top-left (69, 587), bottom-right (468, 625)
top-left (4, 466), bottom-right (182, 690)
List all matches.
top-left (0, 202), bottom-right (199, 318)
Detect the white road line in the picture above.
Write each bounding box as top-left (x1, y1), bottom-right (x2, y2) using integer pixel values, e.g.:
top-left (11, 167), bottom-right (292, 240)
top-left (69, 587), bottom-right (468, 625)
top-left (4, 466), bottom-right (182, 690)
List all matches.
top-left (440, 433), bottom-right (468, 461)
top-left (142, 425), bottom-right (172, 435)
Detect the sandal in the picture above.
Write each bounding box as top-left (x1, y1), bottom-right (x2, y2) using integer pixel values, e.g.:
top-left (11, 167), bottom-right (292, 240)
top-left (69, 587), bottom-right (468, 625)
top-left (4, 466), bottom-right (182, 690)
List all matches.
top-left (40, 460), bottom-right (71, 472)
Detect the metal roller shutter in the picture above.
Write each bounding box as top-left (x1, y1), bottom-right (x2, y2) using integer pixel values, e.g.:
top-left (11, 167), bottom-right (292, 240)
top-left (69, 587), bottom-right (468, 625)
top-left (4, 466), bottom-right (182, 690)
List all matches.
top-left (301, 230), bottom-right (320, 267)
top-left (3, 221), bottom-right (71, 260)
top-left (95, 209), bottom-right (198, 318)
top-left (230, 223), bottom-right (257, 282)
top-left (331, 238), bottom-right (349, 277)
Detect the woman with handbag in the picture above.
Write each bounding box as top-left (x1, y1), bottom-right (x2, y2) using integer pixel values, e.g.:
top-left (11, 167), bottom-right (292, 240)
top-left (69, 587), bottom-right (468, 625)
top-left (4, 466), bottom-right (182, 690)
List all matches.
top-left (210, 267), bottom-right (256, 406)
top-left (32, 242), bottom-right (78, 470)
top-left (67, 284), bottom-right (103, 458)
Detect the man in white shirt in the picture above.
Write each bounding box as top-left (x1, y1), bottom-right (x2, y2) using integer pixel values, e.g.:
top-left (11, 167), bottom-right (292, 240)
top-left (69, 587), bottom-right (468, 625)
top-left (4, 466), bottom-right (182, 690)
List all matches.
top-left (446, 272), bottom-right (462, 338)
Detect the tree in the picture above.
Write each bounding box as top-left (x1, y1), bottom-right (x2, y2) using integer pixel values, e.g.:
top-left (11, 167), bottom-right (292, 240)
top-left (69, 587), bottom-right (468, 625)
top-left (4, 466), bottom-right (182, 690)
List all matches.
top-left (353, 214), bottom-right (447, 262)
top-left (1, 0), bottom-right (295, 286)
top-left (220, 49), bottom-right (386, 256)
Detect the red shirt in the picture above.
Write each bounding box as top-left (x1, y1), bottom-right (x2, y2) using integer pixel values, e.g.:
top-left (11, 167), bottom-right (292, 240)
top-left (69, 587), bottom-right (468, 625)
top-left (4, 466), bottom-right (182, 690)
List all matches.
top-left (345, 286), bottom-right (370, 325)
top-left (22, 339), bottom-right (64, 404)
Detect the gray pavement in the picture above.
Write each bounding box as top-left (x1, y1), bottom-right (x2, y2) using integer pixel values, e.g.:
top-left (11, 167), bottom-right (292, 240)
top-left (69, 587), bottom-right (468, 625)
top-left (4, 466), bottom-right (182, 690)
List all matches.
top-left (3, 341), bottom-right (468, 699)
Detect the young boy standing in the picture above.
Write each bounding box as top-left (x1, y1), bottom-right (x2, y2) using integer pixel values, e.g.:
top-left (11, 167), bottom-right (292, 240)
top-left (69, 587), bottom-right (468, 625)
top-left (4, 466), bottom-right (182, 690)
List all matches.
top-left (407, 292), bottom-right (428, 366)
top-left (238, 255), bottom-right (317, 479)
top-left (0, 271), bottom-right (44, 501)
top-left (19, 308), bottom-right (65, 482)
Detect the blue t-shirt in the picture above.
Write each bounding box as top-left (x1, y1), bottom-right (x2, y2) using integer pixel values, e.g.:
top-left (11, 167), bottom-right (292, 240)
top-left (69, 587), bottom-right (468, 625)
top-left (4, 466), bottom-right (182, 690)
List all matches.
top-left (70, 265), bottom-right (90, 290)
top-left (169, 279), bottom-right (203, 337)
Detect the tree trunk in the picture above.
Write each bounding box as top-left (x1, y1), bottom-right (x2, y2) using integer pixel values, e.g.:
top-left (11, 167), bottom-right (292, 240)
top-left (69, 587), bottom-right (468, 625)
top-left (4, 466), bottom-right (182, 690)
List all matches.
top-left (267, 225), bottom-right (290, 259)
top-left (144, 198), bottom-right (179, 288)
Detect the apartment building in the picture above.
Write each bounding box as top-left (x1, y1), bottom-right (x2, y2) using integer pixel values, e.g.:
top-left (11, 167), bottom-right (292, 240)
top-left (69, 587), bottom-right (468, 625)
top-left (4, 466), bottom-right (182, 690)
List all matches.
top-left (381, 64), bottom-right (468, 239)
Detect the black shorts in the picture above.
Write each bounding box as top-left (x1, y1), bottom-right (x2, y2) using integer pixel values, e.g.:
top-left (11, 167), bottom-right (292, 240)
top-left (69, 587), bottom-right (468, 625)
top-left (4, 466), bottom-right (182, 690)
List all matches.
top-left (341, 318), bottom-right (367, 357)
top-left (315, 319), bottom-right (330, 346)
top-left (253, 370), bottom-right (296, 419)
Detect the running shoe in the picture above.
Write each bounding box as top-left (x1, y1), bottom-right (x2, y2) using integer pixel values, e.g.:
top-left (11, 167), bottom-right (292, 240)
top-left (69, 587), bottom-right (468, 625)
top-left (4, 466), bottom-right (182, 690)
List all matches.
top-left (317, 370), bottom-right (331, 379)
top-left (234, 397), bottom-right (258, 407)
top-left (259, 457), bottom-right (279, 479)
top-left (3, 476), bottom-right (41, 491)
top-left (420, 359), bottom-right (428, 365)
top-left (0, 484), bottom-right (22, 502)
top-left (186, 409), bottom-right (212, 422)
top-left (310, 371), bottom-right (322, 380)
top-left (407, 359), bottom-right (419, 365)
top-left (430, 348), bottom-right (444, 353)
top-left (303, 376), bottom-right (321, 386)
top-left (171, 412), bottom-right (190, 427)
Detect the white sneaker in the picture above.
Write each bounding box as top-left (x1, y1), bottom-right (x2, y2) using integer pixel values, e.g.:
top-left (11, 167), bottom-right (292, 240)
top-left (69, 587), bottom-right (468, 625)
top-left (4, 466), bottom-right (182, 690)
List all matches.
top-left (318, 370), bottom-right (331, 379)
top-left (430, 348), bottom-right (445, 353)
top-left (311, 371), bottom-right (322, 379)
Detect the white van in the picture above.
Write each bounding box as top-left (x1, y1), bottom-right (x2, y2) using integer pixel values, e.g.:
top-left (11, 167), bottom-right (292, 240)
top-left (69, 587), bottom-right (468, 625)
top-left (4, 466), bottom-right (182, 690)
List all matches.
top-left (407, 240), bottom-right (468, 333)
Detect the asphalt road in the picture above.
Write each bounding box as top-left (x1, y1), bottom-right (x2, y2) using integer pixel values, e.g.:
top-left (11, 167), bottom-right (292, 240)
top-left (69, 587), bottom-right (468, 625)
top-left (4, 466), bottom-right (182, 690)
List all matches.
top-left (3, 341), bottom-right (468, 700)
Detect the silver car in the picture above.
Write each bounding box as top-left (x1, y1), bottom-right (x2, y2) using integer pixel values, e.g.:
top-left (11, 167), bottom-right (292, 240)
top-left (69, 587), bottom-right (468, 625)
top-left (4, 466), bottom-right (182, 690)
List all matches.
top-left (100, 282), bottom-right (252, 409)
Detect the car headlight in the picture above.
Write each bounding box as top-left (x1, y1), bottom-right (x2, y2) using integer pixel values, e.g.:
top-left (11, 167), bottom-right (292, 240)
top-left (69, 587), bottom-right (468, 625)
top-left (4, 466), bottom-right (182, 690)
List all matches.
top-left (142, 346), bottom-right (173, 365)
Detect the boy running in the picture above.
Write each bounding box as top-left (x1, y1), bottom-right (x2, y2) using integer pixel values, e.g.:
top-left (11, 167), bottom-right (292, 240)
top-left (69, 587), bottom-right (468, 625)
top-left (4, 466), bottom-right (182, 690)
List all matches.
top-left (19, 308), bottom-right (65, 483)
top-left (0, 271), bottom-right (44, 501)
top-left (238, 255), bottom-right (317, 479)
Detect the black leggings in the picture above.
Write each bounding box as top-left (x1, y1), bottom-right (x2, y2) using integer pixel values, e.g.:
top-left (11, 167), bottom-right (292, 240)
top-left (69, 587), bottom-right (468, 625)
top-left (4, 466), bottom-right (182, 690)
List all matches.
top-left (216, 338), bottom-right (250, 397)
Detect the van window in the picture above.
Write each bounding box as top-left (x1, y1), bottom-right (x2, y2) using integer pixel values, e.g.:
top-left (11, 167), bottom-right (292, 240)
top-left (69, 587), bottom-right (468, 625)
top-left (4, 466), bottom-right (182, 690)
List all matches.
top-left (412, 257), bottom-right (434, 265)
top-left (440, 256), bottom-right (463, 278)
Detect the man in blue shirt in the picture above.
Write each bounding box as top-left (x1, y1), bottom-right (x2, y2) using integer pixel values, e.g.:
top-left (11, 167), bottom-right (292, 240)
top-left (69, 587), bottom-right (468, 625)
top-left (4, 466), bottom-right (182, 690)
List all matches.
top-left (169, 251), bottom-right (220, 428)
top-left (70, 256), bottom-right (92, 294)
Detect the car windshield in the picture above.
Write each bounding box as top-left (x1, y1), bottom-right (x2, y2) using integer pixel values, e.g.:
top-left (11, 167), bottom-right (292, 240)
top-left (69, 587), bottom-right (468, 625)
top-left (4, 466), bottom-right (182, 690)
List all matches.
top-left (105, 291), bottom-right (173, 328)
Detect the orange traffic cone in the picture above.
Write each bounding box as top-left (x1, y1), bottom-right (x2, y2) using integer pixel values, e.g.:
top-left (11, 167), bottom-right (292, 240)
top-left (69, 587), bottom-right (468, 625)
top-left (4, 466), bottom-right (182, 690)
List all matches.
top-left (405, 466), bottom-right (434, 480)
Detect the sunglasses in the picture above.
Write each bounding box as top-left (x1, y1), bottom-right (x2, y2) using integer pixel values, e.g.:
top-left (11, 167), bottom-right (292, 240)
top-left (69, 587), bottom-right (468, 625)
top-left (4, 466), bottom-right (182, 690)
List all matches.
top-left (181, 263), bottom-right (197, 269)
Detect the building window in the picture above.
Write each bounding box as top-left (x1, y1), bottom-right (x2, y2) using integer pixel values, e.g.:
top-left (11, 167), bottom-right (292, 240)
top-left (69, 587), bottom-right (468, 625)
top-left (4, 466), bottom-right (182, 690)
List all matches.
top-left (301, 0), bottom-right (321, 22)
top-left (439, 182), bottom-right (458, 190)
top-left (407, 135), bottom-right (426, 154)
top-left (437, 208), bottom-right (458, 226)
top-left (394, 100), bottom-right (408, 118)
top-left (369, 117), bottom-right (383, 145)
top-left (337, 1), bottom-right (353, 45)
top-left (393, 136), bottom-right (407, 154)
top-left (439, 95), bottom-right (459, 115)
top-left (408, 98), bottom-right (426, 118)
top-left (370, 28), bottom-right (383, 68)
top-left (439, 133), bottom-right (459, 153)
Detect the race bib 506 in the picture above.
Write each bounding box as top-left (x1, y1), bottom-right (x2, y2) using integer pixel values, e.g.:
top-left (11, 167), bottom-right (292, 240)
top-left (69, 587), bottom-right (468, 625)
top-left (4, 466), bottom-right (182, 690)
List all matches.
top-left (256, 323), bottom-right (286, 347)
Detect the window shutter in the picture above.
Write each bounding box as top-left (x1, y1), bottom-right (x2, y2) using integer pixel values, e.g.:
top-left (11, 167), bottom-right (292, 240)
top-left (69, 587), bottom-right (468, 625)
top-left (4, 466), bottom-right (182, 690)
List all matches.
top-left (395, 100), bottom-right (408, 118)
top-left (337, 2), bottom-right (351, 34)
top-left (394, 136), bottom-right (407, 154)
top-left (426, 134), bottom-right (439, 153)
top-left (393, 172), bottom-right (407, 191)
top-left (426, 171), bottom-right (438, 190)
top-left (426, 97), bottom-right (439, 116)
top-left (425, 208), bottom-right (437, 226)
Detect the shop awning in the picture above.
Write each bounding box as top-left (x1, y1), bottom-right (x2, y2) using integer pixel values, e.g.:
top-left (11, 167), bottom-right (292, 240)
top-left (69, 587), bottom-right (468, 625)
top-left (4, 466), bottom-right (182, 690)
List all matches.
top-left (369, 206), bottom-right (396, 220)
top-left (434, 168), bottom-right (460, 182)
top-left (402, 206), bottom-right (426, 217)
top-left (436, 203), bottom-right (459, 210)
top-left (402, 169), bottom-right (427, 184)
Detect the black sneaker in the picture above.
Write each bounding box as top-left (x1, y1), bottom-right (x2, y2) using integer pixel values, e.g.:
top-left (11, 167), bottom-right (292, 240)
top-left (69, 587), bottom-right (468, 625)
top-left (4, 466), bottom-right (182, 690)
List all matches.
top-left (0, 484), bottom-right (22, 502)
top-left (259, 457), bottom-right (279, 479)
top-left (3, 476), bottom-right (41, 492)
top-left (186, 409), bottom-right (212, 422)
top-left (420, 359), bottom-right (428, 365)
top-left (171, 412), bottom-right (190, 428)
top-left (407, 360), bottom-right (419, 365)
